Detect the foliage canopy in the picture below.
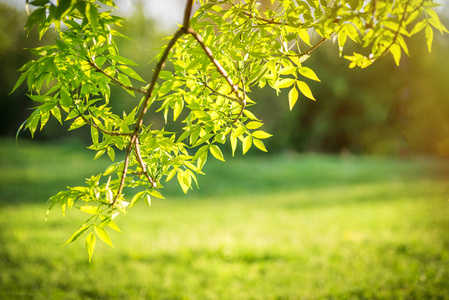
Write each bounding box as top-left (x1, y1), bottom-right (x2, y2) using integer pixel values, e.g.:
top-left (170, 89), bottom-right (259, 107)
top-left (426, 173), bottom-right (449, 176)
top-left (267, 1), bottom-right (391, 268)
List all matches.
top-left (13, 0), bottom-right (447, 260)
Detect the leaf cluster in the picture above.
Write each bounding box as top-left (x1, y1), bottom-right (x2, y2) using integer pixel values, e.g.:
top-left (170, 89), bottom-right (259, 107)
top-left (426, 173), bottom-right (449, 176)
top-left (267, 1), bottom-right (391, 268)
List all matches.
top-left (14, 0), bottom-right (446, 260)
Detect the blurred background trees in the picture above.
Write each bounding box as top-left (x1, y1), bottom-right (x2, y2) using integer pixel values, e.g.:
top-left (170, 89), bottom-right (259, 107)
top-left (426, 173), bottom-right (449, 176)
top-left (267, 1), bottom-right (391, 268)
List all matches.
top-left (1, 0), bottom-right (448, 156)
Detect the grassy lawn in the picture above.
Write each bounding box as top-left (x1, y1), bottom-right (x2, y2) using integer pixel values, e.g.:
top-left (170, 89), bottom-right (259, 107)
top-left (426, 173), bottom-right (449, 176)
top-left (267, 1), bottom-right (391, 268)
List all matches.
top-left (1, 139), bottom-right (449, 299)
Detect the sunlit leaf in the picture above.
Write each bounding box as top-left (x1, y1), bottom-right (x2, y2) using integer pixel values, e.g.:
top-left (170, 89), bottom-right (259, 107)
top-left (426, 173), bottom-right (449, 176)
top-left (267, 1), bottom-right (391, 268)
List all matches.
top-left (252, 130), bottom-right (272, 139)
top-left (210, 144), bottom-right (225, 161)
top-left (296, 81), bottom-right (315, 101)
top-left (94, 225), bottom-right (113, 247)
top-left (243, 135), bottom-right (252, 154)
top-left (86, 232), bottom-right (96, 263)
top-left (288, 87), bottom-right (299, 111)
top-left (62, 224), bottom-right (91, 246)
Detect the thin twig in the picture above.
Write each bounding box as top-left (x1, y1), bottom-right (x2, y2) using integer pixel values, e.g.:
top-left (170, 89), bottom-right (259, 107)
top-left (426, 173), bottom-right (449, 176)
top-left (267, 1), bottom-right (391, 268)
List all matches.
top-left (134, 138), bottom-right (157, 187)
top-left (187, 28), bottom-right (244, 106)
top-left (87, 58), bottom-right (147, 95)
top-left (232, 78), bottom-right (246, 124)
top-left (201, 80), bottom-right (241, 104)
top-left (380, 0), bottom-right (411, 57)
top-left (301, 37), bottom-right (328, 57)
top-left (78, 113), bottom-right (132, 136)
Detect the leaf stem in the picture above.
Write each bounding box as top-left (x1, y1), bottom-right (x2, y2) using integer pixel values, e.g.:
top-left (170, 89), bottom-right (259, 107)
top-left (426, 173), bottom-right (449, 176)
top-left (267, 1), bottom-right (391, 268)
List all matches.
top-left (78, 113), bottom-right (132, 137)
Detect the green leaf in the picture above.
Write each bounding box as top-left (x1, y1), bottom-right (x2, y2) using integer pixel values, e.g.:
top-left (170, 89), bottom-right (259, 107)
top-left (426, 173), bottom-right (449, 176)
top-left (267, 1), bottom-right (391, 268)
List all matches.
top-left (389, 43), bottom-right (401, 66)
top-left (246, 121), bottom-right (263, 130)
top-left (130, 191), bottom-right (145, 207)
top-left (86, 3), bottom-right (99, 32)
top-left (26, 110), bottom-right (40, 138)
top-left (107, 147), bottom-right (115, 161)
top-left (62, 224), bottom-right (91, 246)
top-left (243, 135), bottom-right (252, 154)
top-left (425, 25), bottom-right (433, 53)
top-left (298, 67), bottom-right (320, 82)
top-left (68, 117), bottom-right (86, 131)
top-left (298, 29), bottom-right (311, 46)
top-left (50, 106), bottom-right (62, 124)
top-left (98, 0), bottom-right (117, 7)
top-left (10, 71), bottom-right (28, 95)
top-left (275, 78), bottom-right (295, 89)
top-left (173, 99), bottom-right (184, 121)
top-left (60, 89), bottom-right (72, 108)
top-left (85, 232), bottom-right (96, 263)
top-left (296, 81), bottom-right (315, 101)
top-left (95, 149), bottom-right (106, 160)
top-left (117, 73), bottom-right (135, 96)
top-left (177, 171), bottom-right (190, 194)
top-left (279, 66), bottom-right (296, 75)
top-left (145, 194), bottom-right (151, 207)
top-left (209, 145), bottom-right (225, 161)
top-left (107, 219), bottom-right (121, 233)
top-left (94, 225), bottom-right (113, 247)
top-left (108, 55), bottom-right (138, 66)
top-left (410, 20), bottom-right (427, 36)
top-left (234, 125), bottom-right (246, 137)
top-left (117, 65), bottom-right (145, 82)
top-left (231, 134), bottom-right (237, 156)
top-left (252, 130), bottom-right (272, 139)
top-left (79, 206), bottom-right (99, 215)
top-left (253, 139), bottom-right (267, 152)
top-left (288, 87), bottom-right (299, 111)
top-left (149, 189), bottom-right (165, 199)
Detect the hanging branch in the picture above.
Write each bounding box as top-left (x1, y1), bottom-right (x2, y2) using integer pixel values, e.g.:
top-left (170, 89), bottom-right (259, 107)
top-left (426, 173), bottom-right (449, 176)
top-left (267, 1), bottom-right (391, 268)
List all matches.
top-left (111, 0), bottom-right (194, 206)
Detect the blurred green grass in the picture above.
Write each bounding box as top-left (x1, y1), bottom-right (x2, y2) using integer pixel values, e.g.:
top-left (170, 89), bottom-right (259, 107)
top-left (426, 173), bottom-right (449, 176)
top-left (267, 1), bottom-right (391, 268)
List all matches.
top-left (1, 139), bottom-right (449, 299)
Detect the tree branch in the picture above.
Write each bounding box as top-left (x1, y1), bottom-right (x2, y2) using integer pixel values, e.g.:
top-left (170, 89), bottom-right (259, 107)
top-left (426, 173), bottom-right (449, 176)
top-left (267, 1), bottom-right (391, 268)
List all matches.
top-left (111, 0), bottom-right (194, 206)
top-left (301, 37), bottom-right (328, 57)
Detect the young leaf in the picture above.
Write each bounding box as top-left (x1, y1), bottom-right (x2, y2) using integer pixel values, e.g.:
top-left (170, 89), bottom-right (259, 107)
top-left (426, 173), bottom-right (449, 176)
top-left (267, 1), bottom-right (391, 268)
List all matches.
top-left (149, 189), bottom-right (165, 199)
top-left (68, 117), bottom-right (87, 131)
top-left (246, 121), bottom-right (263, 130)
top-left (107, 219), bottom-right (122, 233)
top-left (425, 25), bottom-right (433, 53)
top-left (296, 81), bottom-right (316, 101)
top-left (145, 194), bottom-right (151, 207)
top-left (86, 232), bottom-right (96, 263)
top-left (10, 71), bottom-right (28, 95)
top-left (230, 134), bottom-right (237, 156)
top-left (252, 130), bottom-right (272, 139)
top-left (117, 65), bottom-right (145, 82)
top-left (210, 144), bottom-right (225, 161)
top-left (94, 225), bottom-right (114, 247)
top-left (243, 135), bottom-right (252, 154)
top-left (253, 139), bottom-right (267, 152)
top-left (79, 206), bottom-right (99, 215)
top-left (107, 147), bottom-right (115, 161)
top-left (108, 55), bottom-right (138, 66)
top-left (298, 67), bottom-right (320, 82)
top-left (86, 3), bottom-right (99, 32)
top-left (62, 224), bottom-right (91, 246)
top-left (275, 78), bottom-right (295, 89)
top-left (130, 191), bottom-right (145, 207)
top-left (288, 87), bottom-right (299, 111)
